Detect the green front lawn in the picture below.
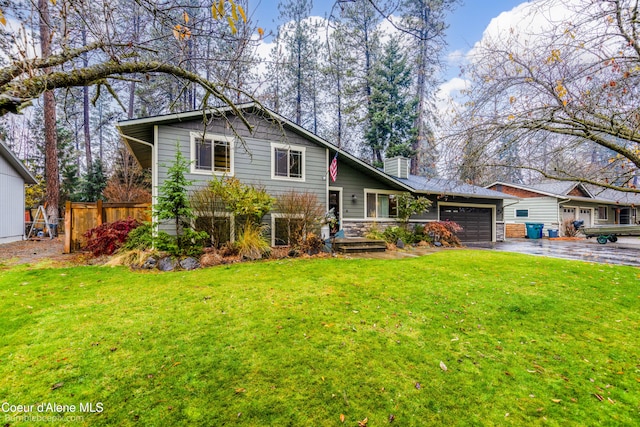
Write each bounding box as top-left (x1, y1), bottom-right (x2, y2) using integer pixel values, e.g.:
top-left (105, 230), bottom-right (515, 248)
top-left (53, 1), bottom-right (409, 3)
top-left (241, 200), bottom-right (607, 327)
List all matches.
top-left (0, 251), bottom-right (638, 426)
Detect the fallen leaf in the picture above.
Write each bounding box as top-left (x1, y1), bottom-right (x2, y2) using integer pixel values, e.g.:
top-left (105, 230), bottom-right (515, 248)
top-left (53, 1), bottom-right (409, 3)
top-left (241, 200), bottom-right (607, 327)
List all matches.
top-left (51, 382), bottom-right (64, 390)
top-left (594, 393), bottom-right (604, 401)
top-left (358, 417), bottom-right (368, 427)
top-left (415, 382), bottom-right (421, 389)
top-left (340, 413), bottom-right (345, 423)
top-left (551, 399), bottom-right (561, 403)
top-left (235, 388), bottom-right (246, 394)
top-left (608, 398), bottom-right (615, 404)
top-left (440, 361), bottom-right (448, 371)
top-left (389, 414), bottom-right (395, 422)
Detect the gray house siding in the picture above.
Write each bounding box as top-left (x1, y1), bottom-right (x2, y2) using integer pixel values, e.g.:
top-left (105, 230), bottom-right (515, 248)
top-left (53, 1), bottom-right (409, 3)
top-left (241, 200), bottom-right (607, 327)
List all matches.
top-left (155, 116), bottom-right (328, 234)
top-left (0, 152), bottom-right (27, 244)
top-left (119, 105), bottom-right (508, 244)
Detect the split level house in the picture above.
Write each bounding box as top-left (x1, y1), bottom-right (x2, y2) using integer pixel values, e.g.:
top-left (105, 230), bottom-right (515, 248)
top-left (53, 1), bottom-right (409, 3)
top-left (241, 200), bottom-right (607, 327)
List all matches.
top-left (116, 102), bottom-right (512, 246)
top-left (0, 140), bottom-right (37, 244)
top-left (487, 181), bottom-right (640, 237)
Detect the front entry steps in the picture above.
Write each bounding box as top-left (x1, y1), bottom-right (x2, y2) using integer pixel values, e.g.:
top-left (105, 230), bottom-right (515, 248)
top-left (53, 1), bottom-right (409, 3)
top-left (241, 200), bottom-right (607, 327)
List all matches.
top-left (333, 237), bottom-right (387, 254)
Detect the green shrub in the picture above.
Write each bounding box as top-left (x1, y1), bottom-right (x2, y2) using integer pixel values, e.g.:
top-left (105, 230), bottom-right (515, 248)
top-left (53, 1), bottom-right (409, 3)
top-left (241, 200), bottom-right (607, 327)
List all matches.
top-left (122, 223), bottom-right (154, 251)
top-left (382, 226), bottom-right (415, 244)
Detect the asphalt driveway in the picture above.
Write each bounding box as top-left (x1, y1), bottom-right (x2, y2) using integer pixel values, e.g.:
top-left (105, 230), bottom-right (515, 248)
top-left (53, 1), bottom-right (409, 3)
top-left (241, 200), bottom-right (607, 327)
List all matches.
top-left (466, 237), bottom-right (640, 267)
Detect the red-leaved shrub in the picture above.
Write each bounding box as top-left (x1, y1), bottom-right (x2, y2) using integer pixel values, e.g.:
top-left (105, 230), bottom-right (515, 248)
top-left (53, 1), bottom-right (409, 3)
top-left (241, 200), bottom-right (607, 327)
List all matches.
top-left (424, 221), bottom-right (463, 246)
top-left (83, 218), bottom-right (142, 256)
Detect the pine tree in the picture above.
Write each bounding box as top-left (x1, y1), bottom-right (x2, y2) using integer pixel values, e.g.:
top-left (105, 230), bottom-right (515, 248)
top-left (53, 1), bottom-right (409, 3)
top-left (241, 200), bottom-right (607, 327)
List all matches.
top-left (80, 158), bottom-right (107, 202)
top-left (399, 0), bottom-right (458, 176)
top-left (155, 146), bottom-right (195, 239)
top-left (365, 37), bottom-right (418, 166)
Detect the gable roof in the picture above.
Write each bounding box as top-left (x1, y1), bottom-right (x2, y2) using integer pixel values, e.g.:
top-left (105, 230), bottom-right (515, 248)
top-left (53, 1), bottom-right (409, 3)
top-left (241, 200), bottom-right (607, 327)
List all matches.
top-left (117, 102), bottom-right (505, 200)
top-left (0, 140), bottom-right (37, 184)
top-left (489, 181), bottom-right (640, 206)
top-left (117, 102), bottom-right (412, 192)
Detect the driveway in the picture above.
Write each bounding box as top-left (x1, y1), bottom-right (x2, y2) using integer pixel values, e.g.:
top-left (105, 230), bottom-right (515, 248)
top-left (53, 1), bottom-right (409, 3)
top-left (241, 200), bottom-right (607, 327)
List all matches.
top-left (466, 237), bottom-right (640, 267)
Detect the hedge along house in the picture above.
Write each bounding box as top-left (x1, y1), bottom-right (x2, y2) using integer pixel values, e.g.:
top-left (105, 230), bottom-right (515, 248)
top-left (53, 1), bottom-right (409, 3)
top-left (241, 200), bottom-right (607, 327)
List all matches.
top-left (0, 140), bottom-right (37, 244)
top-left (117, 102), bottom-right (510, 245)
top-left (487, 181), bottom-right (640, 237)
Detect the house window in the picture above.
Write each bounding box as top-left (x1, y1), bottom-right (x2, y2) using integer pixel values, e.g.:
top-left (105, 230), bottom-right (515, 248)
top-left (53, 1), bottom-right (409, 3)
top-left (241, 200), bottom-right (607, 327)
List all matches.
top-left (191, 132), bottom-right (234, 175)
top-left (271, 143), bottom-right (305, 181)
top-left (597, 206), bottom-right (608, 220)
top-left (365, 191), bottom-right (398, 218)
top-left (194, 214), bottom-right (234, 247)
top-left (272, 214), bottom-right (304, 246)
top-left (515, 209), bottom-right (529, 218)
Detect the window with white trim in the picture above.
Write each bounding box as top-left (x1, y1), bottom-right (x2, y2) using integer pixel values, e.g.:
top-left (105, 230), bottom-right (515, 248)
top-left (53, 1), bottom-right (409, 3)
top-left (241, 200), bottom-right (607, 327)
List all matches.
top-left (190, 132), bottom-right (234, 175)
top-left (597, 206), bottom-right (608, 220)
top-left (365, 191), bottom-right (398, 218)
top-left (271, 143), bottom-right (305, 181)
top-left (272, 214), bottom-right (305, 246)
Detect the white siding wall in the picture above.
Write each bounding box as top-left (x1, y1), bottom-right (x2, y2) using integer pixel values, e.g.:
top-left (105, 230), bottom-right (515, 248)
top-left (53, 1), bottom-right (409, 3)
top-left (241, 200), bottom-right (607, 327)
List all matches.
top-left (0, 154), bottom-right (26, 243)
top-left (503, 197), bottom-right (560, 230)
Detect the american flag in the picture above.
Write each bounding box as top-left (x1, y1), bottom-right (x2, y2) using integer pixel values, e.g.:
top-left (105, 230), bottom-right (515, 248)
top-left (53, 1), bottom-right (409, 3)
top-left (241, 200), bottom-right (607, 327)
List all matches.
top-left (329, 152), bottom-right (338, 182)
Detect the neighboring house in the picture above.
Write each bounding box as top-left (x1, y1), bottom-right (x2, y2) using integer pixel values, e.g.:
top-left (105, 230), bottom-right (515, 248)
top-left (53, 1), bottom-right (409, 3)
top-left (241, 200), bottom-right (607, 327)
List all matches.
top-left (117, 103), bottom-right (511, 244)
top-left (0, 140), bottom-right (37, 244)
top-left (487, 181), bottom-right (640, 236)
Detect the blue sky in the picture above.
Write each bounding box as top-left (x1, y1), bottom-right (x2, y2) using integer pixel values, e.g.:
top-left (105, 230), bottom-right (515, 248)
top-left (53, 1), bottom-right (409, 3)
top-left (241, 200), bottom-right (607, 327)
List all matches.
top-left (251, 0), bottom-right (527, 67)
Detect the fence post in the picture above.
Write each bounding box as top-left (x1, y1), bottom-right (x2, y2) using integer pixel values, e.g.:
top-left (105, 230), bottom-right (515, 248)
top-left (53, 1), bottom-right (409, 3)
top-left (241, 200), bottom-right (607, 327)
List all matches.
top-left (97, 199), bottom-right (104, 226)
top-left (64, 200), bottom-right (72, 254)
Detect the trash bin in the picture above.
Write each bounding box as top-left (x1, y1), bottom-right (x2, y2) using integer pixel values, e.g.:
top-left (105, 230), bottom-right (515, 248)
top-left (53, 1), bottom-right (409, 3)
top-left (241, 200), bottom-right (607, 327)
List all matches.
top-left (548, 229), bottom-right (559, 238)
top-left (525, 222), bottom-right (544, 239)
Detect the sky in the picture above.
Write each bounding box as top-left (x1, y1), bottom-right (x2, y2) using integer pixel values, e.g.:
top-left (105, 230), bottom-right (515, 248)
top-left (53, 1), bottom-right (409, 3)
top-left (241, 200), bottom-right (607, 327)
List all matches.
top-left (249, 0), bottom-right (529, 81)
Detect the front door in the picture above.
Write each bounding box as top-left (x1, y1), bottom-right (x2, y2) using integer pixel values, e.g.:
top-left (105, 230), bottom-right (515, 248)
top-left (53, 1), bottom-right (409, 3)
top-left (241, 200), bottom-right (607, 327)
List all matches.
top-left (328, 189), bottom-right (341, 234)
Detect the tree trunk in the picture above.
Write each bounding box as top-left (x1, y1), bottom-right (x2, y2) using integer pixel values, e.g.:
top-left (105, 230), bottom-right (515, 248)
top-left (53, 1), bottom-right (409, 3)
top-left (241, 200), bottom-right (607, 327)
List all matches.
top-left (82, 28), bottom-right (92, 170)
top-left (39, 0), bottom-right (59, 225)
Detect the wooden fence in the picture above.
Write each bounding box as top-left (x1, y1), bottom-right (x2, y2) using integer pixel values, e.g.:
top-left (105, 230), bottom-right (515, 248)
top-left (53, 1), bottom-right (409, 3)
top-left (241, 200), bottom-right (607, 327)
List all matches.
top-left (64, 200), bottom-right (151, 253)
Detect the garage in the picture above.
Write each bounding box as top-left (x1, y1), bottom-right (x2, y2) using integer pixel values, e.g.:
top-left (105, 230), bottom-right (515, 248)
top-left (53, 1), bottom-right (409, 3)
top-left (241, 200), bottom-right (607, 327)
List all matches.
top-left (439, 205), bottom-right (493, 242)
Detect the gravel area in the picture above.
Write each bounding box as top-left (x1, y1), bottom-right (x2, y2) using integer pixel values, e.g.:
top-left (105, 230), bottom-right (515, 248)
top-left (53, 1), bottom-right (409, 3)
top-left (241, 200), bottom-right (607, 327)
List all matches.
top-left (0, 237), bottom-right (79, 266)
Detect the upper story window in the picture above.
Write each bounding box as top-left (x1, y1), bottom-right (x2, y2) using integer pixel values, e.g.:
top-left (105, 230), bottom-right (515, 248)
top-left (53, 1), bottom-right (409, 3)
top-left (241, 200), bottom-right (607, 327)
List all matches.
top-left (191, 132), bottom-right (234, 176)
top-left (271, 142), bottom-right (305, 181)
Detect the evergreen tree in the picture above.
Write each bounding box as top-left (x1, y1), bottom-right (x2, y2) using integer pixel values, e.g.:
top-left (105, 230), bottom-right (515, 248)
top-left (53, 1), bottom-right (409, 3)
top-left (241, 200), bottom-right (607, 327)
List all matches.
top-left (61, 163), bottom-right (82, 202)
top-left (80, 158), bottom-right (107, 202)
top-left (273, 0), bottom-right (322, 127)
top-left (365, 37), bottom-right (418, 165)
top-left (399, 0), bottom-right (458, 176)
top-left (154, 146), bottom-right (208, 256)
top-left (336, 0), bottom-right (382, 155)
top-left (155, 147), bottom-right (194, 239)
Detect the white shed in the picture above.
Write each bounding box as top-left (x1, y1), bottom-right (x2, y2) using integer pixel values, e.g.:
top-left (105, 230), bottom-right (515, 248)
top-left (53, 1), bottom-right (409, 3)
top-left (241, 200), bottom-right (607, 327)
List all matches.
top-left (0, 140), bottom-right (37, 244)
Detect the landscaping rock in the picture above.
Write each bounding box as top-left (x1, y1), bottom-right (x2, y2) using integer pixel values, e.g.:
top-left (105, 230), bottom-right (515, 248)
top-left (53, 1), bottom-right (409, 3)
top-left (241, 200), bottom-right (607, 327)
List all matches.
top-left (396, 238), bottom-right (405, 249)
top-left (141, 256), bottom-right (157, 269)
top-left (157, 257), bottom-right (178, 271)
top-left (180, 257), bottom-right (201, 271)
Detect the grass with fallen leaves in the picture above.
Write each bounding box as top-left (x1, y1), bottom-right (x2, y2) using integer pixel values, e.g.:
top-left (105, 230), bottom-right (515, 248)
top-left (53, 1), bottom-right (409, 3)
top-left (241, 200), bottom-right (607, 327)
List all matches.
top-left (0, 251), bottom-right (638, 426)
